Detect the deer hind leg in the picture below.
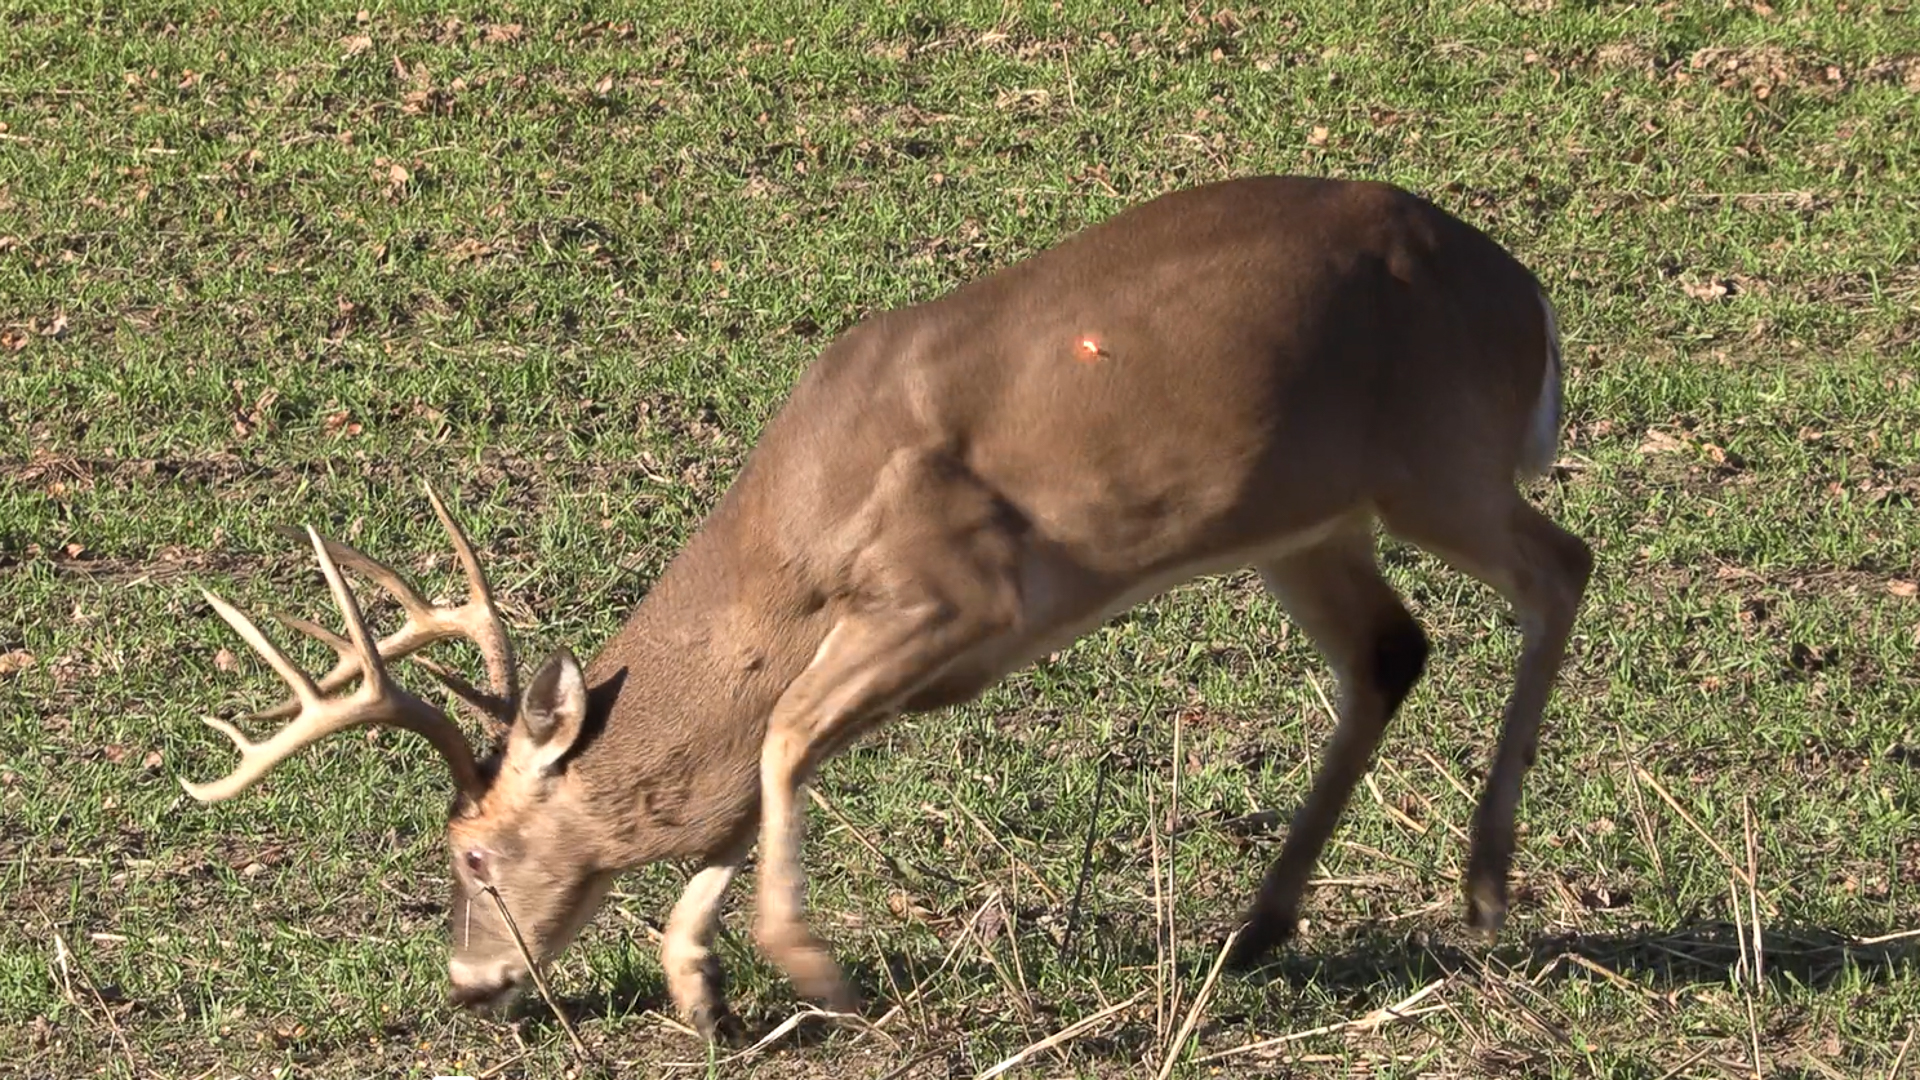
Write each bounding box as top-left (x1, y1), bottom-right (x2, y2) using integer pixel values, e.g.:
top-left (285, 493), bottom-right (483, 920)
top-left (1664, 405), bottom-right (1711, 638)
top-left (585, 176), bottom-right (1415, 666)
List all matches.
top-left (755, 447), bottom-right (1025, 1014)
top-left (1381, 489), bottom-right (1592, 935)
top-left (1227, 528), bottom-right (1428, 969)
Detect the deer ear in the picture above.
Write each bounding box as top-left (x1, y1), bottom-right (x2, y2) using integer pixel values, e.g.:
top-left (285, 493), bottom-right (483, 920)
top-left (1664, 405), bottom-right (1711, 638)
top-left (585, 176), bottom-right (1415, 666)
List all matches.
top-left (517, 648), bottom-right (587, 775)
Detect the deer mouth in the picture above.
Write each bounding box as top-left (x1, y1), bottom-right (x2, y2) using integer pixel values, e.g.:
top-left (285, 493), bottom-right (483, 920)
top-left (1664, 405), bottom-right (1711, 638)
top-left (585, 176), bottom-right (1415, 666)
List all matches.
top-left (447, 958), bottom-right (529, 1012)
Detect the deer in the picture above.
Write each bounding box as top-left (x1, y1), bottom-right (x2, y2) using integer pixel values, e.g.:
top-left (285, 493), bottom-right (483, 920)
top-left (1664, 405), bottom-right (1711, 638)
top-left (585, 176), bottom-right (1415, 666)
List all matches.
top-left (177, 174), bottom-right (1592, 1043)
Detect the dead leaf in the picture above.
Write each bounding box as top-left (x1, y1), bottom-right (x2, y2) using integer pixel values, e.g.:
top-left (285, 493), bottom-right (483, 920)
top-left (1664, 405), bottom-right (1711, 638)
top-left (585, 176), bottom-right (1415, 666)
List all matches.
top-left (484, 22), bottom-right (523, 43)
top-left (63, 542), bottom-right (86, 559)
top-left (1891, 580), bottom-right (1918, 599)
top-left (1683, 278), bottom-right (1731, 302)
top-left (340, 34), bottom-right (373, 57)
top-left (593, 74), bottom-right (614, 95)
top-left (446, 238), bottom-right (494, 262)
top-left (0, 650), bottom-right (34, 676)
top-left (103, 745), bottom-right (129, 765)
top-left (323, 409), bottom-right (364, 438)
top-left (1307, 125), bottom-right (1330, 146)
top-left (1, 328), bottom-right (27, 352)
top-left (1637, 429), bottom-right (1686, 454)
top-left (143, 750), bottom-right (165, 770)
top-left (213, 647), bottom-right (239, 672)
top-left (42, 314), bottom-right (68, 338)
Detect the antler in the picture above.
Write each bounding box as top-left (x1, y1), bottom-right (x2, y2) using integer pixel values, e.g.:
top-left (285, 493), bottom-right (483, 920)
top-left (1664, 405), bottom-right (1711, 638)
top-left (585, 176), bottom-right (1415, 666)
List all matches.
top-left (255, 482), bottom-right (519, 736)
top-left (182, 524), bottom-right (483, 803)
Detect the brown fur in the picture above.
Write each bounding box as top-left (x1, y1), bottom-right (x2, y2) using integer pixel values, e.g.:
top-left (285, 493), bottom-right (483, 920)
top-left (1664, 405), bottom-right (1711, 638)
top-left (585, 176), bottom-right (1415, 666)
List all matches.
top-left (186, 175), bottom-right (1591, 1038)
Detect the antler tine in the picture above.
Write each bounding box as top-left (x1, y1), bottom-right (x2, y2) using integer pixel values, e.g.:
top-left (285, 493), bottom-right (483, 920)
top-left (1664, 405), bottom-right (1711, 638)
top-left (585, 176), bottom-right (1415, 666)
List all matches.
top-left (253, 530), bottom-right (456, 709)
top-left (423, 480), bottom-right (519, 716)
top-left (408, 655), bottom-right (515, 730)
top-left (248, 488), bottom-right (521, 735)
top-left (180, 529), bottom-right (484, 804)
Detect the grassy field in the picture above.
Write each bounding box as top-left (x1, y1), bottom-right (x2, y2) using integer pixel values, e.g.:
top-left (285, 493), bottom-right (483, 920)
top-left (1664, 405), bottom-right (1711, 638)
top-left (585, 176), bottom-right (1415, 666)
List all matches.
top-left (4, 0), bottom-right (1919, 1075)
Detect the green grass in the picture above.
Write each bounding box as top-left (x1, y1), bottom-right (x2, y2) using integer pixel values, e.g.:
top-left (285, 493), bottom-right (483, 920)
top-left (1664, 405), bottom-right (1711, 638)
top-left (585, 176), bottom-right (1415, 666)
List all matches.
top-left (3, 0), bottom-right (1918, 1075)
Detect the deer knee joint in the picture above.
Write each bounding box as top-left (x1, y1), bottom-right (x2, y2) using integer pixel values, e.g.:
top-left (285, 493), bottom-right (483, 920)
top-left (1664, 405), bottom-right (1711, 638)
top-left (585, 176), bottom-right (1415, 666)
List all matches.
top-left (1371, 614), bottom-right (1429, 711)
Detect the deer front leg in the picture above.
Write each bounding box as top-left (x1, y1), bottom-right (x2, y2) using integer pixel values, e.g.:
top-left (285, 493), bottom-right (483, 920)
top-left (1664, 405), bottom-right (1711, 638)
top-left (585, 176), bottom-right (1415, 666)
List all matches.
top-left (662, 855), bottom-right (745, 1044)
top-left (754, 446), bottom-right (1026, 1014)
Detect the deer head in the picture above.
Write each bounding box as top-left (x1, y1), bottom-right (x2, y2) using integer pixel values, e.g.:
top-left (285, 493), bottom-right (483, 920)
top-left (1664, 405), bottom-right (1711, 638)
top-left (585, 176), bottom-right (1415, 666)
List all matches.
top-left (181, 484), bottom-right (609, 1011)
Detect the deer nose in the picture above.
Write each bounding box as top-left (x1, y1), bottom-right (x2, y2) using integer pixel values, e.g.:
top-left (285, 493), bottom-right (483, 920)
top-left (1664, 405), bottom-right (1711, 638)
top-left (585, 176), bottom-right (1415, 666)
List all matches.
top-left (447, 958), bottom-right (527, 1012)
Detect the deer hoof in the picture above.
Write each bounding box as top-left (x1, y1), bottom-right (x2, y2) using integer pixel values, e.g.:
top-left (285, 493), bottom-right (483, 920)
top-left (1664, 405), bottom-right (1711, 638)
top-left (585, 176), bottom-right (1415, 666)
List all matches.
top-left (1224, 910), bottom-right (1296, 972)
top-left (1463, 878), bottom-right (1508, 938)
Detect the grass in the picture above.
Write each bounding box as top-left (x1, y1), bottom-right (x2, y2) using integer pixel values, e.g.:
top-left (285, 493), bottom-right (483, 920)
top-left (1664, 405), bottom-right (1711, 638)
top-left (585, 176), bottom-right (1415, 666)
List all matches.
top-left (3, 0), bottom-right (1918, 1075)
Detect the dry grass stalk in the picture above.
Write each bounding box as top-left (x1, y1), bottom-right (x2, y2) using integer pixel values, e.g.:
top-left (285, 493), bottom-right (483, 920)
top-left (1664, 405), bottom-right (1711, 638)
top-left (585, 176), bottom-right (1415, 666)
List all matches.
top-left (1744, 795), bottom-right (1764, 989)
top-left (1156, 927), bottom-right (1240, 1080)
top-left (955, 796), bottom-right (1061, 905)
top-left (973, 991), bottom-right (1147, 1080)
top-left (1635, 764), bottom-right (1776, 914)
top-left (44, 915), bottom-right (143, 1078)
top-left (1889, 1024), bottom-right (1916, 1080)
top-left (878, 889), bottom-right (1005, 1028)
top-left (1147, 788), bottom-right (1169, 1044)
top-left (481, 885), bottom-right (593, 1064)
top-left (1165, 705), bottom-right (1185, 1033)
top-left (1196, 978), bottom-right (1447, 1064)
top-left (1618, 730), bottom-right (1666, 882)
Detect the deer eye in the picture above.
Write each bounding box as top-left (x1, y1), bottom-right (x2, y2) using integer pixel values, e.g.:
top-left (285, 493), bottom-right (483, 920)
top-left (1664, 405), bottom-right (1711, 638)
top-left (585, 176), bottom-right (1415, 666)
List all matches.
top-left (464, 849), bottom-right (487, 878)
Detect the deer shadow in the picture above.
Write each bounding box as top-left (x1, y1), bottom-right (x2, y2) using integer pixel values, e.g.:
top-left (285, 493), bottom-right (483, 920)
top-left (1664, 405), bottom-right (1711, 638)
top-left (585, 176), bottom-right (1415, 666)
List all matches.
top-left (515, 911), bottom-right (1915, 1056)
top-left (1217, 916), bottom-right (1916, 998)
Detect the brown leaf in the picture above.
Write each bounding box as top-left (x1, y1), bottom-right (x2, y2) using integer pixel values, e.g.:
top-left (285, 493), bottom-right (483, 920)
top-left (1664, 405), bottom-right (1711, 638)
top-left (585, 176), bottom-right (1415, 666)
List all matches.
top-left (1891, 579), bottom-right (1918, 599)
top-left (63, 542), bottom-right (86, 559)
top-left (143, 750), bottom-right (165, 771)
top-left (0, 650), bottom-right (34, 676)
top-left (42, 314), bottom-right (68, 338)
top-left (593, 73), bottom-right (614, 95)
top-left (1, 328), bottom-right (27, 352)
top-left (340, 33), bottom-right (373, 57)
top-left (483, 22), bottom-right (523, 43)
top-left (1637, 429), bottom-right (1686, 454)
top-left (1683, 278), bottom-right (1731, 302)
top-left (1307, 125), bottom-right (1330, 146)
top-left (323, 409), bottom-right (364, 438)
top-left (446, 238), bottom-right (493, 262)
top-left (213, 647), bottom-right (239, 672)
top-left (103, 745), bottom-right (129, 764)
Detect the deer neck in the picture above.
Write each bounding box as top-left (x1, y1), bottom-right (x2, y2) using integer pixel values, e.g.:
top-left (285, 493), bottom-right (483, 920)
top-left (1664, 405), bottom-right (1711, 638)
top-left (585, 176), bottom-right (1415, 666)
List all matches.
top-left (574, 495), bottom-right (829, 869)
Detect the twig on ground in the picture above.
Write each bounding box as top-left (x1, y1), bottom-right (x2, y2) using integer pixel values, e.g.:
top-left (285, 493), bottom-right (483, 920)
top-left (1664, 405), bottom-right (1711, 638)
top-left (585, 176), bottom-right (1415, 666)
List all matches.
top-left (481, 885), bottom-right (594, 1065)
top-left (1744, 794), bottom-right (1765, 990)
top-left (1196, 978), bottom-right (1447, 1064)
top-left (662, 1004), bottom-right (869, 1070)
top-left (809, 786), bottom-right (921, 887)
top-left (974, 992), bottom-right (1146, 1080)
top-left (1635, 765), bottom-right (1775, 913)
top-left (1653, 1046), bottom-right (1715, 1080)
top-left (1889, 1024), bottom-right (1916, 1080)
top-left (1156, 928), bottom-right (1239, 1080)
top-left (1165, 705), bottom-right (1185, 1032)
top-left (1148, 789), bottom-right (1169, 1043)
top-left (40, 905), bottom-right (142, 1078)
top-left (1059, 746), bottom-right (1113, 963)
top-left (954, 796), bottom-right (1061, 906)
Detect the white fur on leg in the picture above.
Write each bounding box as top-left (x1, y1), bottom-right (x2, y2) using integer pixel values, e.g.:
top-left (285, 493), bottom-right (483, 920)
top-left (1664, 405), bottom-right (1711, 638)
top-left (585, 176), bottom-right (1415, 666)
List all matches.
top-left (662, 860), bottom-right (740, 1019)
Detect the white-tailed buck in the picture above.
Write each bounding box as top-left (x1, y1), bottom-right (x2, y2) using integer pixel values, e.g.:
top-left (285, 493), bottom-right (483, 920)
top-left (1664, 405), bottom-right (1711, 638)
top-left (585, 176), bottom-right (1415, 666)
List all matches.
top-left (180, 175), bottom-right (1591, 1040)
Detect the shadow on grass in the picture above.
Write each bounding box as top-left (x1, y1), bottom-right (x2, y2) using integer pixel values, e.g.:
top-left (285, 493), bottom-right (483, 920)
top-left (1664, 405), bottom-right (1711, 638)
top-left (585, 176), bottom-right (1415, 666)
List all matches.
top-left (1243, 918), bottom-right (1918, 996)
top-left (509, 915), bottom-right (1915, 1059)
